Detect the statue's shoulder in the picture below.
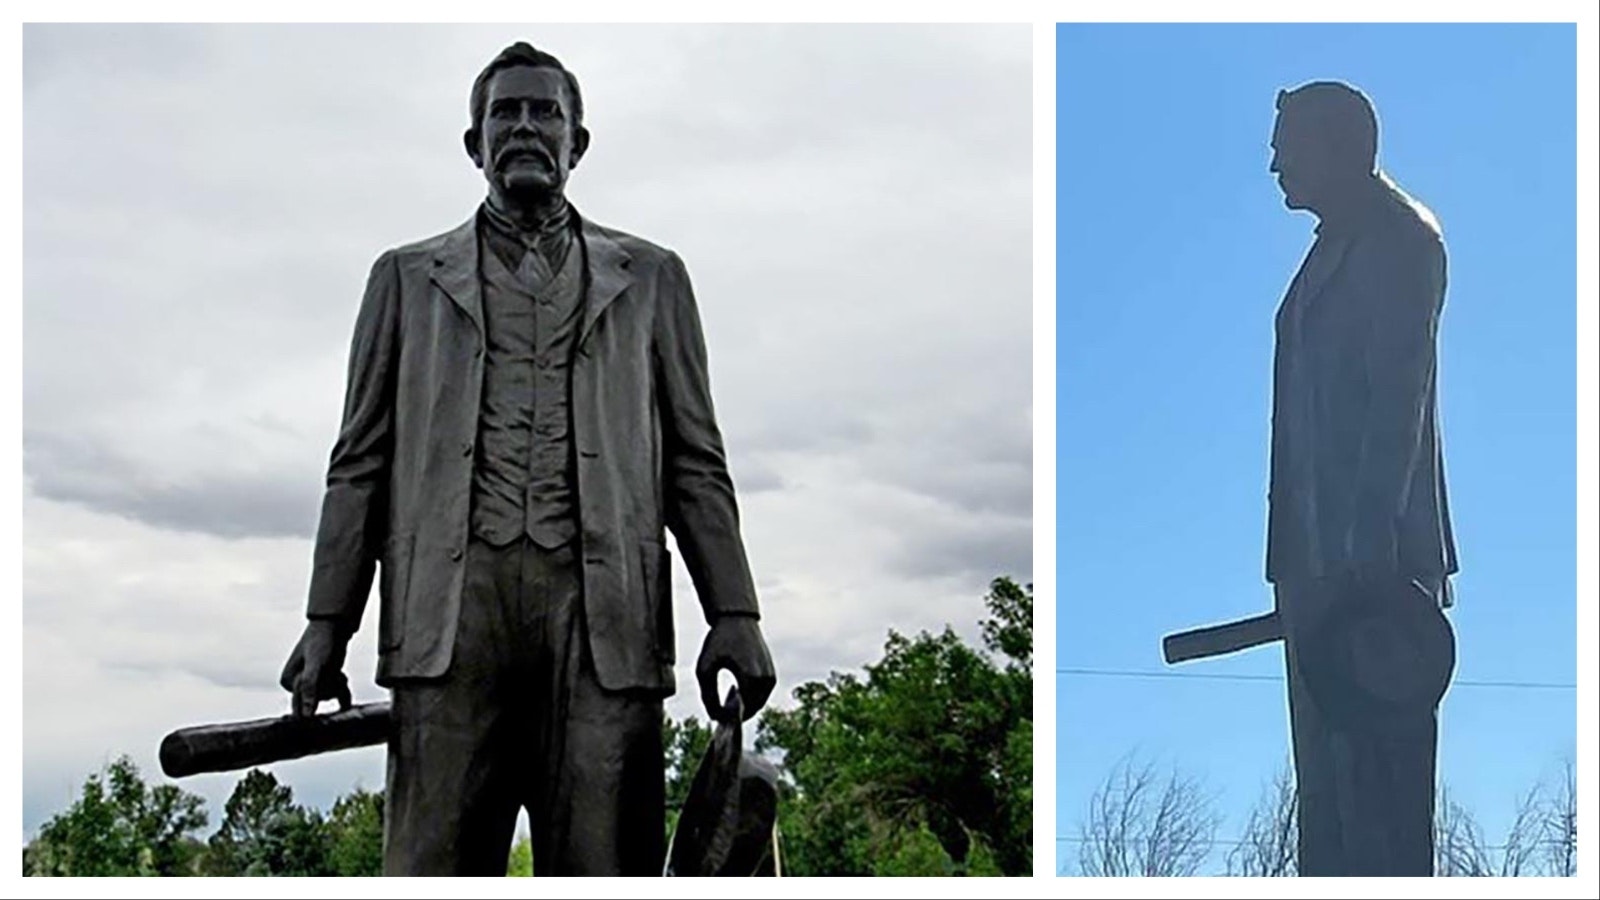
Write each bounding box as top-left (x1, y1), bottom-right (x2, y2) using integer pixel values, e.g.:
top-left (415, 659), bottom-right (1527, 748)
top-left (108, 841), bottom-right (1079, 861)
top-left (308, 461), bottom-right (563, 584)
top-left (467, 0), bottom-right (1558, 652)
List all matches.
top-left (580, 218), bottom-right (681, 273)
top-left (382, 218), bottom-right (478, 266)
top-left (1374, 174), bottom-right (1444, 251)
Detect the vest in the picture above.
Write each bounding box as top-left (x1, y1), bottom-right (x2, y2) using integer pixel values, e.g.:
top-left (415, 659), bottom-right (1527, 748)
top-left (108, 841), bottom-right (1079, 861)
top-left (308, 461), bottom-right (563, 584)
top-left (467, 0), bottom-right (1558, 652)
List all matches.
top-left (469, 225), bottom-right (585, 548)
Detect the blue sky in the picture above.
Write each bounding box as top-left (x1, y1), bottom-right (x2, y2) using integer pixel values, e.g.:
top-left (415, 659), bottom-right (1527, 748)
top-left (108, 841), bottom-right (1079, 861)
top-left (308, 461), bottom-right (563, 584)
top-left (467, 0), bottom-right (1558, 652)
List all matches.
top-left (1055, 23), bottom-right (1577, 874)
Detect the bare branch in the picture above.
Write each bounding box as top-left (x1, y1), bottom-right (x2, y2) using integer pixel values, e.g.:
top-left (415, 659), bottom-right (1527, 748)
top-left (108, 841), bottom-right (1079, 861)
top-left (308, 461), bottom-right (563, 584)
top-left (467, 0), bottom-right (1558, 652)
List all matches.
top-left (1434, 783), bottom-right (1492, 876)
top-left (1226, 759), bottom-right (1297, 876)
top-left (1077, 755), bottom-right (1218, 877)
top-left (1496, 784), bottom-right (1542, 877)
top-left (1540, 757), bottom-right (1577, 878)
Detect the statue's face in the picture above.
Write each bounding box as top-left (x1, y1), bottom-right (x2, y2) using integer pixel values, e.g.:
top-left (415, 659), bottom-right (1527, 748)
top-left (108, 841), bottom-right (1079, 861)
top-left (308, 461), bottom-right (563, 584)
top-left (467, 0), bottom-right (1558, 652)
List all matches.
top-left (469, 66), bottom-right (588, 200)
top-left (1268, 110), bottom-right (1333, 212)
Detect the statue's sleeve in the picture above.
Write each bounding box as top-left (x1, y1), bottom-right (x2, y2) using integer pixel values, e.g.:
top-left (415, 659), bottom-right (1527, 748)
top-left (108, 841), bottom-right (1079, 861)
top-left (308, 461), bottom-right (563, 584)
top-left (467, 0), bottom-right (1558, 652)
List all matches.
top-left (304, 250), bottom-right (401, 627)
top-left (653, 250), bottom-right (761, 622)
top-left (1349, 231), bottom-right (1446, 568)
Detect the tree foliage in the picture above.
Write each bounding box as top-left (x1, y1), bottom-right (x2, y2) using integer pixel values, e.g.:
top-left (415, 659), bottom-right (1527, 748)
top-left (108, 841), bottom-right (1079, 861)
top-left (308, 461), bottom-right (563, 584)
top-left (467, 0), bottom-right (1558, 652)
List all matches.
top-left (663, 712), bottom-right (714, 845)
top-left (506, 834), bottom-right (533, 877)
top-left (755, 577), bottom-right (1033, 876)
top-left (325, 787), bottom-right (384, 877)
top-left (27, 578), bottom-right (1036, 877)
top-left (23, 755), bottom-right (208, 876)
top-left (203, 769), bottom-right (329, 876)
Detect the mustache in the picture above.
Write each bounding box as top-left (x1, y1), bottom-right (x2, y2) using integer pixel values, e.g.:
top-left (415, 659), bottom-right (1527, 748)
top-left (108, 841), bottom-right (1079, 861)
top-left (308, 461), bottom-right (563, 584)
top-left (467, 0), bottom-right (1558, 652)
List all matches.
top-left (493, 144), bottom-right (555, 169)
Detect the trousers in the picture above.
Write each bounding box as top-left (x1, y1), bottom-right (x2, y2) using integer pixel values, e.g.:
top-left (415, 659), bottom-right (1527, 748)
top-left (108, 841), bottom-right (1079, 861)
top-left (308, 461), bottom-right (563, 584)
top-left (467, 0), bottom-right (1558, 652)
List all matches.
top-left (1277, 577), bottom-right (1439, 877)
top-left (383, 537), bottom-right (665, 876)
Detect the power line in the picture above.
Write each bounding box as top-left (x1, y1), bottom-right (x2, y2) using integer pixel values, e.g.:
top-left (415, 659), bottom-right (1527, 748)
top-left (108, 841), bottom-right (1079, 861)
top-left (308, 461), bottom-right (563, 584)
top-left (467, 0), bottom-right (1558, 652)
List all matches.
top-left (1053, 835), bottom-right (1569, 849)
top-left (1056, 667), bottom-right (1576, 690)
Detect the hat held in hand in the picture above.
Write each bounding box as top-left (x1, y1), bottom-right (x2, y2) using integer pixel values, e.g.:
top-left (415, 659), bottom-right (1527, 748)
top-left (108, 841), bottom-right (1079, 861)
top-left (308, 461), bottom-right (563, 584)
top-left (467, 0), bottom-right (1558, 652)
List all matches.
top-left (665, 686), bottom-right (782, 876)
top-left (1296, 575), bottom-right (1456, 728)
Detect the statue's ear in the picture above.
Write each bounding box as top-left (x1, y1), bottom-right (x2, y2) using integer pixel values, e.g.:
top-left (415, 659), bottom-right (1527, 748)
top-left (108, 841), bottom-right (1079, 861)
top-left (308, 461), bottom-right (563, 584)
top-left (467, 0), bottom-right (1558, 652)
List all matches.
top-left (570, 126), bottom-right (591, 169)
top-left (464, 129), bottom-right (485, 169)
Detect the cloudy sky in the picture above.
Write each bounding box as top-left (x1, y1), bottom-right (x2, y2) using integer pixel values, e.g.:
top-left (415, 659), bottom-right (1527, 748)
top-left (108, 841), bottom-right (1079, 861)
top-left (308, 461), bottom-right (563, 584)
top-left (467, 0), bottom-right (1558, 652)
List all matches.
top-left (21, 23), bottom-right (1032, 835)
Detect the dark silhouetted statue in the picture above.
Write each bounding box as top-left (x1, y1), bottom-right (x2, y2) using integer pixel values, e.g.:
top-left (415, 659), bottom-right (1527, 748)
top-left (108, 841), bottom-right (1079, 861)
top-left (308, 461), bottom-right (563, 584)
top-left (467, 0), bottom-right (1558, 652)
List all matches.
top-left (1165, 82), bottom-right (1458, 876)
top-left (273, 42), bottom-right (777, 876)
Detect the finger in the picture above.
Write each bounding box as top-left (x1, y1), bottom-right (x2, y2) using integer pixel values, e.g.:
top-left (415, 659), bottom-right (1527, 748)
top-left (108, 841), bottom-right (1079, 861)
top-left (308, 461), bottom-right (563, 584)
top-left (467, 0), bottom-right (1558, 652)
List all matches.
top-left (294, 667), bottom-right (320, 718)
top-left (698, 667), bottom-right (723, 721)
top-left (334, 676), bottom-right (353, 711)
top-left (739, 674), bottom-right (777, 719)
top-left (279, 647), bottom-right (302, 693)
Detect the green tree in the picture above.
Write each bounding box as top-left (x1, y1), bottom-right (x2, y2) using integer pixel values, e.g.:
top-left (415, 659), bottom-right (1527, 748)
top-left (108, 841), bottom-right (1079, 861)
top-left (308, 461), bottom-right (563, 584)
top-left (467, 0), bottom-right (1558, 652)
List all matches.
top-left (506, 834), bottom-right (533, 876)
top-left (324, 787), bottom-right (384, 877)
top-left (204, 769), bottom-right (329, 876)
top-left (663, 713), bottom-right (714, 842)
top-left (24, 755), bottom-right (208, 876)
top-left (873, 820), bottom-right (956, 876)
top-left (756, 577), bottom-right (1033, 876)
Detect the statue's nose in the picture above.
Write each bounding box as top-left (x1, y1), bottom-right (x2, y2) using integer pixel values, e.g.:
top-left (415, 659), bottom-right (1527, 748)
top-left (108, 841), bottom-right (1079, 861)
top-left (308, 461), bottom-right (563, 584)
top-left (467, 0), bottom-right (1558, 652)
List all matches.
top-left (513, 106), bottom-right (539, 134)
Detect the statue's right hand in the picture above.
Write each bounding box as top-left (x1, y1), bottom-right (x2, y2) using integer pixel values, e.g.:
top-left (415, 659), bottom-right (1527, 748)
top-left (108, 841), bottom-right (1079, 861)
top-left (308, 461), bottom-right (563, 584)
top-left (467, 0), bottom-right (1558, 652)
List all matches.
top-left (279, 619), bottom-right (353, 718)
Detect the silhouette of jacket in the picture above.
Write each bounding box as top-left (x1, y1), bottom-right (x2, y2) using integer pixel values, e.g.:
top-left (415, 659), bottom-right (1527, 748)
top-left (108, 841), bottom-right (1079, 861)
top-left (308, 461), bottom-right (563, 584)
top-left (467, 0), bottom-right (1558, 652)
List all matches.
top-left (1266, 175), bottom-right (1458, 593)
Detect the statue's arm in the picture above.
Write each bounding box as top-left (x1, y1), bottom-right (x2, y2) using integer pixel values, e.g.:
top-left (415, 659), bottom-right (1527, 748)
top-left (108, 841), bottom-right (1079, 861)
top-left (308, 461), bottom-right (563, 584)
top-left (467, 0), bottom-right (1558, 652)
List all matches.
top-left (304, 250), bottom-right (403, 631)
top-left (652, 251), bottom-right (761, 623)
top-left (1349, 233), bottom-right (1446, 570)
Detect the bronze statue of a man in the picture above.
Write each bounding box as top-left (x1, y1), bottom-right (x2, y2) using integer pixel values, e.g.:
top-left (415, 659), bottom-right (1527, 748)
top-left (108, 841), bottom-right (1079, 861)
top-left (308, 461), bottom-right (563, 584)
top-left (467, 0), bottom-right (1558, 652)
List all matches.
top-left (1265, 81), bottom-right (1458, 876)
top-left (277, 42), bottom-right (776, 876)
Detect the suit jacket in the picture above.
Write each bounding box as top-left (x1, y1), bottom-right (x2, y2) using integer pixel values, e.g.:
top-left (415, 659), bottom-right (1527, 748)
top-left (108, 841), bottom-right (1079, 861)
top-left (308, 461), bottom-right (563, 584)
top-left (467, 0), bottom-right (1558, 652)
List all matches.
top-left (303, 210), bottom-right (761, 693)
top-left (1266, 176), bottom-right (1458, 593)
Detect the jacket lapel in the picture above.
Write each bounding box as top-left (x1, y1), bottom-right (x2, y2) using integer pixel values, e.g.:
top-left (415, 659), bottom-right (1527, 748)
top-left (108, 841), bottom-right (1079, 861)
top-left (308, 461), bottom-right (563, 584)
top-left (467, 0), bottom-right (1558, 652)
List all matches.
top-left (429, 207), bottom-right (632, 344)
top-left (1295, 231), bottom-right (1352, 315)
top-left (428, 217), bottom-right (484, 334)
top-left (577, 215), bottom-right (634, 348)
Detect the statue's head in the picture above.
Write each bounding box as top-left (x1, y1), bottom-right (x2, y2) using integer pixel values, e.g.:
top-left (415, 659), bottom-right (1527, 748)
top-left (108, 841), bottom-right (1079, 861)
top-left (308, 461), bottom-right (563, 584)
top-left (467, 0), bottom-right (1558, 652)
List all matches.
top-left (464, 42), bottom-right (590, 203)
top-left (1269, 81), bottom-right (1378, 213)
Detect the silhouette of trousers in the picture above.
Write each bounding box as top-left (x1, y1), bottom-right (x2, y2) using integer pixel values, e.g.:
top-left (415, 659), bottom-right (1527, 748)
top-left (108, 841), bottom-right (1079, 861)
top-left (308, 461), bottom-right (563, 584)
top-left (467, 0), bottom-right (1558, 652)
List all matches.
top-left (383, 537), bottom-right (665, 876)
top-left (1278, 579), bottom-right (1438, 877)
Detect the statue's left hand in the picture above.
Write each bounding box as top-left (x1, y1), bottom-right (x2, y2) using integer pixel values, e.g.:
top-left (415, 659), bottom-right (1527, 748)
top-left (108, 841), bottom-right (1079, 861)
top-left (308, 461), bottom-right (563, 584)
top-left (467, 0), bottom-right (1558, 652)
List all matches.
top-left (696, 615), bottom-right (776, 722)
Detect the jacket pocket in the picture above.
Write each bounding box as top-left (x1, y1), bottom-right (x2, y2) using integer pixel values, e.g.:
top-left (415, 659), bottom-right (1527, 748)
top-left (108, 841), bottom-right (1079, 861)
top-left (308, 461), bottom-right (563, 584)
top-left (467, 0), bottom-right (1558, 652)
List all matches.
top-left (378, 532), bottom-right (414, 652)
top-left (640, 539), bottom-right (675, 664)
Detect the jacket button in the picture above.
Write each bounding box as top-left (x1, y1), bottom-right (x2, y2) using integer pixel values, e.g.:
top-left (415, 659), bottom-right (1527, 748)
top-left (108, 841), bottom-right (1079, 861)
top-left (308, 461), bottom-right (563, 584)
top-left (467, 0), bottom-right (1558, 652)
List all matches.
top-left (449, 548), bottom-right (463, 562)
top-left (461, 441), bottom-right (473, 457)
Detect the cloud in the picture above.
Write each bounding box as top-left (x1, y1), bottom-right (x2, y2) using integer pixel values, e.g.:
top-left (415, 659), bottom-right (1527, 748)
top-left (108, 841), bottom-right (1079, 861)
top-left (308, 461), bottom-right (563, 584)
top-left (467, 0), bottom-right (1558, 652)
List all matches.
top-left (24, 429), bottom-right (323, 540)
top-left (22, 22), bottom-right (1031, 837)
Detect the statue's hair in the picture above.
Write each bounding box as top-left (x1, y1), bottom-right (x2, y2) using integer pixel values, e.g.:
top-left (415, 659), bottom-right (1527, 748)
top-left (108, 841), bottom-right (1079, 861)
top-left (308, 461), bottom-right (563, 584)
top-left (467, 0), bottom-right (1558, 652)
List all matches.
top-left (1276, 80), bottom-right (1378, 173)
top-left (468, 42), bottom-right (584, 135)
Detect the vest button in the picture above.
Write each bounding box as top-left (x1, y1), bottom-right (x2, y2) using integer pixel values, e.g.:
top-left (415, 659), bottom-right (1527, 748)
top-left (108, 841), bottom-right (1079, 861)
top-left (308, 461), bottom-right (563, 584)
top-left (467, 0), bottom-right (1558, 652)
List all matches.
top-left (461, 441), bottom-right (473, 457)
top-left (449, 548), bottom-right (463, 562)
